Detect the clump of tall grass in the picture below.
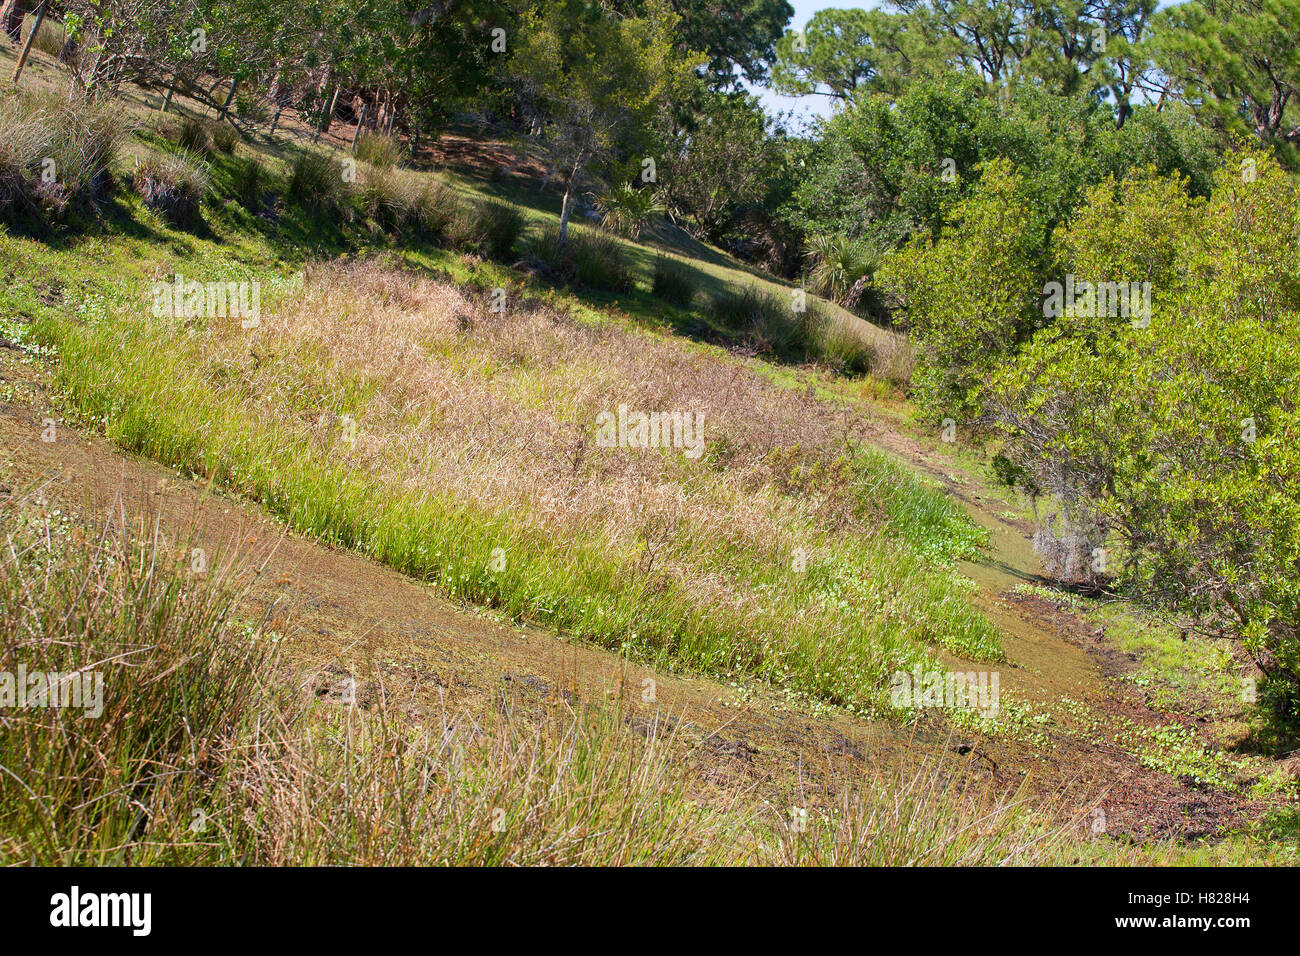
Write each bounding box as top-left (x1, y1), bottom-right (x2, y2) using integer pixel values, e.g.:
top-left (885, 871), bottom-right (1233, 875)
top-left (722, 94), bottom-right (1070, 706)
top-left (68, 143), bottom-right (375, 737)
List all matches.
top-left (652, 257), bottom-right (698, 306)
top-left (210, 121), bottom-right (240, 155)
top-left (233, 156), bottom-right (268, 213)
top-left (287, 149), bottom-right (352, 215)
top-left (36, 260), bottom-right (1001, 712)
top-left (0, 91), bottom-right (132, 219)
top-left (0, 504), bottom-right (732, 864)
top-left (709, 285), bottom-right (813, 358)
top-left (358, 166), bottom-right (405, 230)
top-left (354, 131), bottom-right (400, 170)
top-left (0, 505), bottom-right (271, 864)
top-left (28, 14), bottom-right (66, 57)
top-left (521, 225), bottom-right (633, 292)
top-left (175, 115), bottom-right (211, 155)
top-left (449, 198), bottom-right (524, 260)
top-left (134, 150), bottom-right (208, 225)
top-left (805, 300), bottom-right (876, 376)
top-left (0, 502), bottom-right (1061, 866)
top-left (407, 179), bottom-right (457, 239)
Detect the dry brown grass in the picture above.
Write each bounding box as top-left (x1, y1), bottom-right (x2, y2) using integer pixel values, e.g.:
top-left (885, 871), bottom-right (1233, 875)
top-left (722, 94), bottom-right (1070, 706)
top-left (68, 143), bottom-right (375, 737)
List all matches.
top-left (240, 262), bottom-right (885, 583)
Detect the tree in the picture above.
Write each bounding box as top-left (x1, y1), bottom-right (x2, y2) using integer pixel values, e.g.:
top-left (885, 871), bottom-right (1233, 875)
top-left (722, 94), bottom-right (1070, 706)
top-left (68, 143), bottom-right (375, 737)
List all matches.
top-left (771, 8), bottom-right (945, 104)
top-left (991, 151), bottom-right (1300, 693)
top-left (618, 0), bottom-right (792, 87)
top-left (507, 0), bottom-right (699, 243)
top-left (660, 87), bottom-right (783, 241)
top-left (1150, 0), bottom-right (1300, 154)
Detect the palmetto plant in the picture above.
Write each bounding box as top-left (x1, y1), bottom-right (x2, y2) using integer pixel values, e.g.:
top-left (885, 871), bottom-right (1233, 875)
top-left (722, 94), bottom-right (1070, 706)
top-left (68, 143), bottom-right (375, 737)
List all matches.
top-left (804, 234), bottom-right (883, 306)
top-left (594, 183), bottom-right (666, 237)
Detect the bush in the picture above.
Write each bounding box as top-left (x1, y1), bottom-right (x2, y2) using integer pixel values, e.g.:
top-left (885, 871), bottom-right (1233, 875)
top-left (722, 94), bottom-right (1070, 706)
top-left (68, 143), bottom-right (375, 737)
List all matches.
top-left (211, 122), bottom-right (239, 155)
top-left (651, 257), bottom-right (697, 306)
top-left (354, 131), bottom-right (400, 170)
top-left (877, 160), bottom-right (1048, 419)
top-left (134, 150), bottom-right (208, 225)
top-left (805, 234), bottom-right (883, 306)
top-left (595, 184), bottom-right (665, 237)
top-left (990, 149), bottom-right (1300, 690)
top-left (450, 198), bottom-right (524, 260)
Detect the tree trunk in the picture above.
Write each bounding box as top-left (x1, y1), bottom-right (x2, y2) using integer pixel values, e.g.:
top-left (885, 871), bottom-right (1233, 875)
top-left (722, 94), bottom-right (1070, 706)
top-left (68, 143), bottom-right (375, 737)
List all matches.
top-left (220, 78), bottom-right (238, 122)
top-left (559, 175), bottom-right (576, 245)
top-left (558, 156), bottom-right (586, 244)
top-left (2, 0), bottom-right (31, 45)
top-left (10, 0), bottom-right (43, 83)
top-left (350, 103), bottom-right (367, 150)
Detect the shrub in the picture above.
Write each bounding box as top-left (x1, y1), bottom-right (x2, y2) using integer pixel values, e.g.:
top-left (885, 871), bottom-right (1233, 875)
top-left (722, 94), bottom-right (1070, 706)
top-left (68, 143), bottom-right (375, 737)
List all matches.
top-left (991, 149), bottom-right (1300, 690)
top-left (805, 234), bottom-right (884, 307)
top-left (211, 121), bottom-right (240, 155)
top-left (651, 257), bottom-right (697, 306)
top-left (595, 183), bottom-right (665, 237)
top-left (877, 160), bottom-right (1048, 419)
top-left (134, 150), bottom-right (208, 225)
top-left (354, 131), bottom-right (400, 170)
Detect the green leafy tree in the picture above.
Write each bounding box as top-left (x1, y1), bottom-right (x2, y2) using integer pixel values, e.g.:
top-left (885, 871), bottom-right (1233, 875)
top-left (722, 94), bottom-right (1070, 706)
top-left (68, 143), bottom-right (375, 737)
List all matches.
top-left (1150, 0), bottom-right (1300, 156)
top-left (508, 0), bottom-right (700, 243)
top-left (992, 150), bottom-right (1300, 692)
top-left (771, 8), bottom-right (941, 103)
top-left (876, 159), bottom-right (1049, 417)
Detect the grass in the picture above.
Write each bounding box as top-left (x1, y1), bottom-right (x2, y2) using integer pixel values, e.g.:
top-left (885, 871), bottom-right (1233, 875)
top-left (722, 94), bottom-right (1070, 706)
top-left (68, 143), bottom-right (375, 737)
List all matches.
top-left (1, 61), bottom-right (1294, 866)
top-left (0, 90), bottom-right (134, 219)
top-left (11, 227), bottom-right (1001, 713)
top-left (0, 500), bottom-right (1083, 865)
top-left (354, 131), bottom-right (401, 169)
top-left (2, 77), bottom-right (993, 716)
